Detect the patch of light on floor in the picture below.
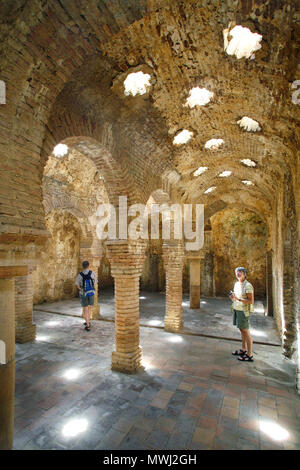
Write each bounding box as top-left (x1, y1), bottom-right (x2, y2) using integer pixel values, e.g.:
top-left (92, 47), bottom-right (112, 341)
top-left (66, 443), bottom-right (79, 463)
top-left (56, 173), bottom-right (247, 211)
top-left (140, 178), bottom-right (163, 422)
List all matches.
top-left (237, 116), bottom-right (261, 132)
top-left (250, 328), bottom-right (266, 337)
top-left (36, 335), bottom-right (50, 342)
top-left (193, 166), bottom-right (208, 177)
top-left (185, 87), bottom-right (213, 108)
top-left (255, 306), bottom-right (265, 314)
top-left (139, 296), bottom-right (146, 299)
top-left (45, 321), bottom-right (60, 327)
top-left (205, 138), bottom-right (224, 150)
top-left (182, 301), bottom-right (189, 306)
top-left (124, 71), bottom-right (151, 96)
top-left (204, 186), bottom-right (216, 194)
top-left (260, 420), bottom-right (289, 441)
top-left (63, 368), bottom-right (81, 380)
top-left (242, 180), bottom-right (254, 186)
top-left (53, 143), bottom-right (68, 158)
top-left (142, 359), bottom-right (154, 369)
top-left (148, 320), bottom-right (161, 326)
top-left (240, 158), bottom-right (257, 167)
top-left (62, 418), bottom-right (88, 437)
top-left (219, 170), bottom-right (232, 177)
top-left (168, 335), bottom-right (184, 343)
top-left (173, 129), bottom-right (193, 145)
top-left (200, 301), bottom-right (207, 304)
top-left (223, 25), bottom-right (262, 59)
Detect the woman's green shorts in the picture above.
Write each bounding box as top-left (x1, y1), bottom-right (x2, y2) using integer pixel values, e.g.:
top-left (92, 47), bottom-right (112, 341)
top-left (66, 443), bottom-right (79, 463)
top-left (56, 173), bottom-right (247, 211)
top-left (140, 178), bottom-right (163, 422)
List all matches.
top-left (233, 309), bottom-right (250, 330)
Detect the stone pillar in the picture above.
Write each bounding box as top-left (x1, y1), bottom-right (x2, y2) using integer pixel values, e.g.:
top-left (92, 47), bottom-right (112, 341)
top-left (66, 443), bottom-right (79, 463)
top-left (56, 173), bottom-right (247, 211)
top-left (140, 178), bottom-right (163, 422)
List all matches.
top-left (79, 253), bottom-right (101, 320)
top-left (105, 240), bottom-right (146, 373)
top-left (14, 266), bottom-right (36, 343)
top-left (266, 250), bottom-right (273, 317)
top-left (0, 265), bottom-right (28, 450)
top-left (189, 257), bottom-right (201, 309)
top-left (162, 241), bottom-right (185, 332)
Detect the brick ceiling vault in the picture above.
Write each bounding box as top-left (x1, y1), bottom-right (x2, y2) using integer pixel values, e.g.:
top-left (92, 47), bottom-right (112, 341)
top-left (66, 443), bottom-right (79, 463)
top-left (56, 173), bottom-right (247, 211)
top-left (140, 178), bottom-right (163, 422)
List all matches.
top-left (0, 0), bottom-right (299, 228)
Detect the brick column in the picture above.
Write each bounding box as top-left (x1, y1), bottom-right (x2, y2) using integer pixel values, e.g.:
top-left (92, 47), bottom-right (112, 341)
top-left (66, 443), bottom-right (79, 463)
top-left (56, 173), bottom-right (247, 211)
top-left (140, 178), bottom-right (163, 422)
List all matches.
top-left (0, 266), bottom-right (28, 450)
top-left (14, 266), bottom-right (36, 343)
top-left (79, 252), bottom-right (101, 320)
top-left (162, 241), bottom-right (185, 332)
top-left (105, 240), bottom-right (146, 373)
top-left (189, 257), bottom-right (201, 309)
top-left (266, 250), bottom-right (273, 317)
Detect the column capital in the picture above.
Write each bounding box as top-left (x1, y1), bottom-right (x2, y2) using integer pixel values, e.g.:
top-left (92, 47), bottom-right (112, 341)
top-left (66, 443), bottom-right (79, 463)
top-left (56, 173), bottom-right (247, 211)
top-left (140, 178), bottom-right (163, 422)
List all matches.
top-left (105, 239), bottom-right (147, 277)
top-left (0, 266), bottom-right (28, 279)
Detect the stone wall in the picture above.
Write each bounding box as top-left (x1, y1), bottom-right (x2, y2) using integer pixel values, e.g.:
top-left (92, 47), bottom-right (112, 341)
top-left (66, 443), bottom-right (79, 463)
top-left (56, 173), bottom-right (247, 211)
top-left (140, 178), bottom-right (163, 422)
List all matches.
top-left (211, 208), bottom-right (268, 298)
top-left (33, 210), bottom-right (81, 304)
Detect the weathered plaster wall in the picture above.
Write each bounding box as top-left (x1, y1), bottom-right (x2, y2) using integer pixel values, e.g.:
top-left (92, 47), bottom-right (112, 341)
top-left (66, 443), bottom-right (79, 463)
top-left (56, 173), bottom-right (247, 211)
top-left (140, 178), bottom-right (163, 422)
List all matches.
top-left (211, 208), bottom-right (268, 298)
top-left (33, 211), bottom-right (80, 304)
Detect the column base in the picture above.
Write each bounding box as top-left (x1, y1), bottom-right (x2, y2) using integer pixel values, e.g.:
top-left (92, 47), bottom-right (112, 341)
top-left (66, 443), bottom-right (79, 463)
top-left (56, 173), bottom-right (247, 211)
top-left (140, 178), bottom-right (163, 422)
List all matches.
top-left (111, 347), bottom-right (144, 373)
top-left (16, 323), bottom-right (36, 343)
top-left (91, 303), bottom-right (101, 320)
top-left (164, 315), bottom-right (183, 332)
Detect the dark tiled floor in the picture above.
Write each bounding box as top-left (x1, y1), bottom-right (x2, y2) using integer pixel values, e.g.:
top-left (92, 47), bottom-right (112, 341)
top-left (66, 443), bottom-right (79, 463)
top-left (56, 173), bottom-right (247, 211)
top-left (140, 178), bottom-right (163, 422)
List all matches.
top-left (35, 290), bottom-right (280, 345)
top-left (14, 309), bottom-right (300, 450)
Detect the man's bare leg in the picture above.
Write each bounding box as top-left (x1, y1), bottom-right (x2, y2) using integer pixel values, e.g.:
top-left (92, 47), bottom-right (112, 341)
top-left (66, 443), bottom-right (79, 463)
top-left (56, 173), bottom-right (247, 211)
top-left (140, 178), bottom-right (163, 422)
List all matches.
top-left (87, 305), bottom-right (91, 327)
top-left (83, 306), bottom-right (90, 328)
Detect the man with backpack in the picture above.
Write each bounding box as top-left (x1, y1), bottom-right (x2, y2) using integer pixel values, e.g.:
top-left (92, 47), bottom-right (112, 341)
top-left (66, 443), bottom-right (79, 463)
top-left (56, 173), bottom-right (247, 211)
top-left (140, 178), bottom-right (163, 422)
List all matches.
top-left (75, 261), bottom-right (97, 331)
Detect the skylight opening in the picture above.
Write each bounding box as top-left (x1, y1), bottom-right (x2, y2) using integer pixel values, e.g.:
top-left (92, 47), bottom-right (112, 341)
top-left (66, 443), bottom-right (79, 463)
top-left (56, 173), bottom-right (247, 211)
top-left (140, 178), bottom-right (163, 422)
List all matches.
top-left (237, 116), bottom-right (261, 132)
top-left (53, 144), bottom-right (69, 158)
top-left (124, 71), bottom-right (151, 96)
top-left (185, 87), bottom-right (213, 108)
top-left (224, 25), bottom-right (262, 60)
top-left (204, 186), bottom-right (216, 194)
top-left (219, 170), bottom-right (232, 177)
top-left (205, 138), bottom-right (224, 150)
top-left (242, 180), bottom-right (254, 186)
top-left (173, 129), bottom-right (193, 145)
top-left (240, 158), bottom-right (257, 167)
top-left (193, 166), bottom-right (208, 177)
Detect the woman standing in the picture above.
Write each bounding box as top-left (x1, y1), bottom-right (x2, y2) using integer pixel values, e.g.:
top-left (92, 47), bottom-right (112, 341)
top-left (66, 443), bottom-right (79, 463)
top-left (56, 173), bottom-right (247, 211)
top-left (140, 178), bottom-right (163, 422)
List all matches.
top-left (230, 267), bottom-right (254, 362)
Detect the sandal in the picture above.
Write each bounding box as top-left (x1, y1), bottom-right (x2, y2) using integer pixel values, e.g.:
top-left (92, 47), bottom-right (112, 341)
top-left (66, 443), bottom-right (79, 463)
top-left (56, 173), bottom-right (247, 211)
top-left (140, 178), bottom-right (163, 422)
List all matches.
top-left (238, 353), bottom-right (254, 362)
top-left (232, 349), bottom-right (247, 357)
top-left (84, 325), bottom-right (91, 331)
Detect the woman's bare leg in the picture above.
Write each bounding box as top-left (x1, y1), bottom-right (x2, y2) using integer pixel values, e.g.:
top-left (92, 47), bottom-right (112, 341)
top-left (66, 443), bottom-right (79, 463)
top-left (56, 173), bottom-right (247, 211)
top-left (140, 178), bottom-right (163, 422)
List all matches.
top-left (243, 329), bottom-right (253, 356)
top-left (240, 329), bottom-right (247, 351)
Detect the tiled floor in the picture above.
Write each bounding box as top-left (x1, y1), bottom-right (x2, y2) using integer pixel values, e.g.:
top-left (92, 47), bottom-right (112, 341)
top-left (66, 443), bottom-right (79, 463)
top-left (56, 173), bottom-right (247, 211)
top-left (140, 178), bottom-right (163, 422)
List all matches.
top-left (36, 291), bottom-right (280, 346)
top-left (14, 304), bottom-right (300, 450)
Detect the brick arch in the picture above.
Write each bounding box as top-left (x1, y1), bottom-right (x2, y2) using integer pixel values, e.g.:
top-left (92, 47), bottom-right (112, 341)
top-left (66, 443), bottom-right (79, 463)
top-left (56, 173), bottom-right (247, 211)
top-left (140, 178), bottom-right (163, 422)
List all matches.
top-left (204, 196), bottom-right (272, 251)
top-left (41, 119), bottom-right (140, 208)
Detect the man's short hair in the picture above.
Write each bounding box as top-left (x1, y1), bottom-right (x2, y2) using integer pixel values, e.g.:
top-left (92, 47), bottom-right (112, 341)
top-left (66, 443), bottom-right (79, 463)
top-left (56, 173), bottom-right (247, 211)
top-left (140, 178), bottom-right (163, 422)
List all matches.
top-left (82, 260), bottom-right (89, 269)
top-left (235, 266), bottom-right (247, 277)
